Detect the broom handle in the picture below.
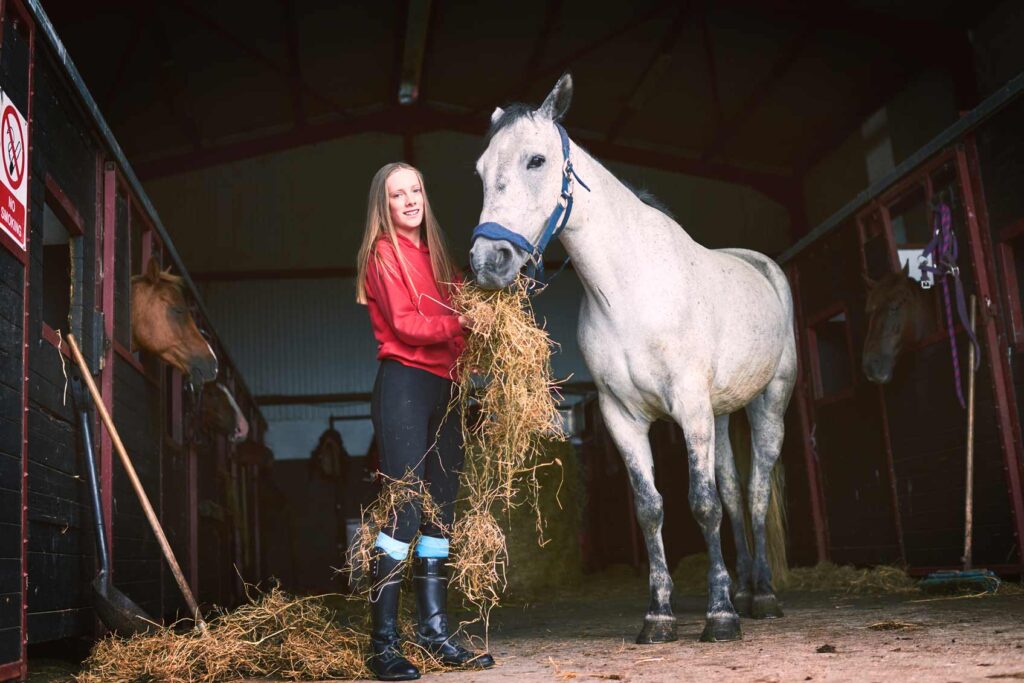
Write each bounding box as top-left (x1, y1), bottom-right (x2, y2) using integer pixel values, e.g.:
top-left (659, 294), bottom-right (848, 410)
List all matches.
top-left (66, 334), bottom-right (206, 629)
top-left (964, 296), bottom-right (977, 571)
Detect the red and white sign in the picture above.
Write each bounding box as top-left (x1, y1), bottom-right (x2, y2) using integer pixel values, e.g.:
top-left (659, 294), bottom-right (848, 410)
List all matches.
top-left (0, 94), bottom-right (27, 251)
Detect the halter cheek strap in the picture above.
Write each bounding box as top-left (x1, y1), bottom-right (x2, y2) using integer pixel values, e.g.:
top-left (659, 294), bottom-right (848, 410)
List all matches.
top-left (471, 122), bottom-right (590, 289)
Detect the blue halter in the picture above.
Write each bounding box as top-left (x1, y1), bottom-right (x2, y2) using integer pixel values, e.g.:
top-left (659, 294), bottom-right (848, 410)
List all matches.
top-left (471, 122), bottom-right (590, 287)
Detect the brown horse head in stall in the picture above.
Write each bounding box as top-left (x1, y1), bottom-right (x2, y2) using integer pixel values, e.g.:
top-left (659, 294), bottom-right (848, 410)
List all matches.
top-left (201, 382), bottom-right (250, 443)
top-left (132, 257), bottom-right (218, 385)
top-left (862, 262), bottom-right (929, 384)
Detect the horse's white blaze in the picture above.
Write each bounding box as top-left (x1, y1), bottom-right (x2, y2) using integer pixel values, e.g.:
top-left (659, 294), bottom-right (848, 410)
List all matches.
top-left (216, 383), bottom-right (249, 442)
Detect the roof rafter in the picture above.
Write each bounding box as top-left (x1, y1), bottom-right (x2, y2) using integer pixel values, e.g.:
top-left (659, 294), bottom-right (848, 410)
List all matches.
top-left (604, 1), bottom-right (693, 144)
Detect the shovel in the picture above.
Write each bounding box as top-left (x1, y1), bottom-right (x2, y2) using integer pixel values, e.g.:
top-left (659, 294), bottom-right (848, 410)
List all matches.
top-left (72, 371), bottom-right (154, 635)
top-left (66, 334), bottom-right (208, 631)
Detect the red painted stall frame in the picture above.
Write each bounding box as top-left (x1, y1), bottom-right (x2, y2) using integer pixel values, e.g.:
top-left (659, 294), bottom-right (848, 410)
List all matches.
top-left (785, 265), bottom-right (829, 563)
top-left (0, 0), bottom-right (34, 679)
top-left (846, 144), bottom-right (1024, 574)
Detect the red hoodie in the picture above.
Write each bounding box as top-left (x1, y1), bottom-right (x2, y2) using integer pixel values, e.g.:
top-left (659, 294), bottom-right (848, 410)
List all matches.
top-left (365, 233), bottom-right (465, 380)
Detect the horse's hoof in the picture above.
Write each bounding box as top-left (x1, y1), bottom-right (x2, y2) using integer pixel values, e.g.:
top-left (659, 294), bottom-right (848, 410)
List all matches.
top-left (751, 594), bottom-right (783, 620)
top-left (636, 616), bottom-right (678, 644)
top-left (733, 591), bottom-right (753, 618)
top-left (700, 614), bottom-right (742, 642)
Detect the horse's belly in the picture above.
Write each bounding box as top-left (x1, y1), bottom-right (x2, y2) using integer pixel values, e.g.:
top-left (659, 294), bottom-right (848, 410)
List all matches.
top-left (710, 355), bottom-right (779, 414)
top-left (709, 326), bottom-right (784, 413)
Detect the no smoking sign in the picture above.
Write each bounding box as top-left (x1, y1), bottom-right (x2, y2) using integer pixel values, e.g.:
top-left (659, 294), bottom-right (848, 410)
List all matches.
top-left (0, 93), bottom-right (27, 251)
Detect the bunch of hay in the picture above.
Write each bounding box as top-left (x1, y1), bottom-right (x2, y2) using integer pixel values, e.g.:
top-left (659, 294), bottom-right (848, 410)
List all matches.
top-left (76, 587), bottom-right (446, 682)
top-left (449, 276), bottom-right (567, 623)
top-left (783, 562), bottom-right (918, 594)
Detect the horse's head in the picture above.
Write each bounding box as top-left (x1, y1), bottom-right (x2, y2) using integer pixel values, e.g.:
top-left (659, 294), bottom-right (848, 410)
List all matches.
top-left (862, 262), bottom-right (925, 384)
top-left (201, 382), bottom-right (249, 443)
top-left (470, 74), bottom-right (576, 290)
top-left (131, 257), bottom-right (218, 385)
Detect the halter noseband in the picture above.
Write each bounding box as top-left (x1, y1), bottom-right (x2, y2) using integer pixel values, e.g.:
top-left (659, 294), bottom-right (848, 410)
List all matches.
top-left (471, 122), bottom-right (590, 287)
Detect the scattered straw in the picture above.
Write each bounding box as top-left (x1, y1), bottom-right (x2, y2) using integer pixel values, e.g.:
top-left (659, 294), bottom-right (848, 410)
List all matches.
top-left (784, 562), bottom-right (917, 594)
top-left (868, 620), bottom-right (921, 631)
top-left (343, 472), bottom-right (441, 592)
top-left (76, 586), bottom-right (448, 682)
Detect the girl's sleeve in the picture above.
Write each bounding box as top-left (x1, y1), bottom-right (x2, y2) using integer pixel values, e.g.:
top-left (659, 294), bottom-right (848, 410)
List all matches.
top-left (367, 243), bottom-right (462, 346)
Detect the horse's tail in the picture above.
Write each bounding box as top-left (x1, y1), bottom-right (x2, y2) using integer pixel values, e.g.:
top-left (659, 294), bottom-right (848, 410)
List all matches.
top-left (729, 410), bottom-right (789, 587)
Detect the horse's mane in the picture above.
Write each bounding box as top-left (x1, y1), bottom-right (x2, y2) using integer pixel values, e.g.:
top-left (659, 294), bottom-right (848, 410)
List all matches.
top-left (485, 103), bottom-right (673, 219)
top-left (132, 267), bottom-right (186, 293)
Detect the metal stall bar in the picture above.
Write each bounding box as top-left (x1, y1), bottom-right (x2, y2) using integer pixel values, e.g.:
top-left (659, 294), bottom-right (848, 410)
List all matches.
top-left (779, 70), bottom-right (1024, 266)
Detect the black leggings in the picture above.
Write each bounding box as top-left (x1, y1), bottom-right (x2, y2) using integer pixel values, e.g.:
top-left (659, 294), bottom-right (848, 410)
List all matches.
top-left (371, 359), bottom-right (464, 542)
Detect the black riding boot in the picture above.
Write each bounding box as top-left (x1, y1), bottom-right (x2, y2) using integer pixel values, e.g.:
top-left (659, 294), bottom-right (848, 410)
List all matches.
top-left (368, 553), bottom-right (420, 681)
top-left (414, 557), bottom-right (495, 669)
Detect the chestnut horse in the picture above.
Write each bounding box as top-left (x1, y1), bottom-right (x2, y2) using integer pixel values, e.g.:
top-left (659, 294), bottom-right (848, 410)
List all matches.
top-left (862, 262), bottom-right (929, 384)
top-left (131, 257), bottom-right (218, 386)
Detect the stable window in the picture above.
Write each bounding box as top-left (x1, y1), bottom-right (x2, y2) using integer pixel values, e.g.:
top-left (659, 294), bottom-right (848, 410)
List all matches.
top-left (41, 177), bottom-right (84, 346)
top-left (807, 307), bottom-right (855, 401)
top-left (999, 220), bottom-right (1024, 348)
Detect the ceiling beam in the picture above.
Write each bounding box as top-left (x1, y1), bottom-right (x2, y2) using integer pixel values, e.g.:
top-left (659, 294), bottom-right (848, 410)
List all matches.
top-left (149, 6), bottom-right (203, 150)
top-left (280, 0), bottom-right (306, 127)
top-left (135, 106), bottom-right (409, 179)
top-left (793, 56), bottom-right (916, 175)
top-left (699, 5), bottom-right (723, 126)
top-left (701, 22), bottom-right (815, 163)
top-left (398, 0), bottom-right (432, 105)
top-left (605, 2), bottom-right (692, 144)
top-left (134, 103), bottom-right (795, 202)
top-left (498, 0), bottom-right (673, 108)
top-left (524, 0), bottom-right (563, 78)
top-left (172, 0), bottom-right (350, 118)
top-left (102, 5), bottom-right (147, 113)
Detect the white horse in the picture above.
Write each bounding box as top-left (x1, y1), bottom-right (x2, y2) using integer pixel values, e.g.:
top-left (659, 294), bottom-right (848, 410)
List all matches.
top-left (469, 74), bottom-right (797, 643)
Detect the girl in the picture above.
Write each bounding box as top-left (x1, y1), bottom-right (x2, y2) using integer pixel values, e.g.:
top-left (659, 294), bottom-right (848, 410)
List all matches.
top-left (356, 162), bottom-right (494, 680)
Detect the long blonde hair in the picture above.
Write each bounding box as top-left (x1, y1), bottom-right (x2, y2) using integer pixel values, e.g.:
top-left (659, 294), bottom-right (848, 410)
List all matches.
top-left (355, 162), bottom-right (458, 306)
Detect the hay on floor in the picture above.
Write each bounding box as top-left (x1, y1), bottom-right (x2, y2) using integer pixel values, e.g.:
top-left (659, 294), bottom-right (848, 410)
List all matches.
top-left (782, 562), bottom-right (917, 594)
top-left (76, 587), bottom-right (448, 683)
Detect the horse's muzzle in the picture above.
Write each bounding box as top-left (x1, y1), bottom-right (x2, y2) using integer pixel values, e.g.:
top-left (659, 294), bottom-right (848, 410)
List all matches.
top-left (470, 237), bottom-right (527, 290)
top-left (189, 352), bottom-right (219, 385)
top-left (862, 354), bottom-right (893, 384)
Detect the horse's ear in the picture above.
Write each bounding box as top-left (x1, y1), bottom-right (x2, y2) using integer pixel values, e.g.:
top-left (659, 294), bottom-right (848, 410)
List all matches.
top-left (862, 273), bottom-right (878, 290)
top-left (901, 260), bottom-right (910, 277)
top-left (538, 73), bottom-right (573, 122)
top-left (144, 257), bottom-right (161, 284)
top-left (490, 107), bottom-right (504, 126)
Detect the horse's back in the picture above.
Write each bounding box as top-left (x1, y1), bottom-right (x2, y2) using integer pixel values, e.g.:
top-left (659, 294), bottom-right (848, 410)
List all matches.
top-left (715, 248), bottom-right (793, 319)
top-left (716, 247), bottom-right (797, 387)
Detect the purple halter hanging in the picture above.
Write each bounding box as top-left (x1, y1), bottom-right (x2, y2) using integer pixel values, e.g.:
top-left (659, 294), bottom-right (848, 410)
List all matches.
top-left (918, 201), bottom-right (980, 409)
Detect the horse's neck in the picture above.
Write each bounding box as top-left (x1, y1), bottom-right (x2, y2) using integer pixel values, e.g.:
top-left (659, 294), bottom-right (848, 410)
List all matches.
top-left (558, 145), bottom-right (696, 304)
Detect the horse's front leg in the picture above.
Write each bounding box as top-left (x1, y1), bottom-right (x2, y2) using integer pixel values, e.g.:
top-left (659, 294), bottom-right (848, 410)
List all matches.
top-left (598, 394), bottom-right (676, 644)
top-left (675, 393), bottom-right (741, 642)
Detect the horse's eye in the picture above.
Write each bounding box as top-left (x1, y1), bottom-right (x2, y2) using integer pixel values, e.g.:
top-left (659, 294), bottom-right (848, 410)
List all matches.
top-left (527, 155), bottom-right (545, 170)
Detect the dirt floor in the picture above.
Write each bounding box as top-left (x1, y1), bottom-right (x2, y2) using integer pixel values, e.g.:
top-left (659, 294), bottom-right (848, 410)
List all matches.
top-left (25, 571), bottom-right (1024, 682)
top-left (433, 580), bottom-right (1024, 683)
